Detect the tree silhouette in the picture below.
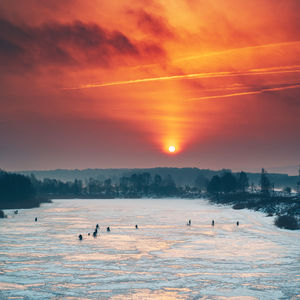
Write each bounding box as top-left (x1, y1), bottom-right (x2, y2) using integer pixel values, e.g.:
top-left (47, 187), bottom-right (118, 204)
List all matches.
top-left (237, 171), bottom-right (249, 192)
top-left (207, 175), bottom-right (222, 193)
top-left (260, 168), bottom-right (271, 195)
top-left (220, 172), bottom-right (237, 193)
top-left (0, 172), bottom-right (37, 208)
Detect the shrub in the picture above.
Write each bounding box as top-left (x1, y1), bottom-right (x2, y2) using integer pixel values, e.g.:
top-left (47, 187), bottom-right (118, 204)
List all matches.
top-left (275, 215), bottom-right (299, 230)
top-left (232, 203), bottom-right (246, 210)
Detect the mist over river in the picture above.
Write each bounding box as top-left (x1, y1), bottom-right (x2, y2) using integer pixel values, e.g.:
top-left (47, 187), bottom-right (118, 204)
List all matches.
top-left (0, 199), bottom-right (299, 299)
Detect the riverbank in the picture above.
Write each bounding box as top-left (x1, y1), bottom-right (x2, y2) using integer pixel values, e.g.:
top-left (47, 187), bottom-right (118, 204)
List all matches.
top-left (0, 196), bottom-right (51, 210)
top-left (0, 171), bottom-right (52, 210)
top-left (207, 192), bottom-right (300, 230)
top-left (0, 209), bottom-right (6, 218)
top-left (1, 186), bottom-right (299, 230)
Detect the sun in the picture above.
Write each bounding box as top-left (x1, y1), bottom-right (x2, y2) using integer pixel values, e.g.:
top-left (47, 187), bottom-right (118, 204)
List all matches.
top-left (168, 145), bottom-right (176, 153)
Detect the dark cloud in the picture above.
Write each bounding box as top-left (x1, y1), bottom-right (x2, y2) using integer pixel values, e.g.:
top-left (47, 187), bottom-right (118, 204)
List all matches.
top-left (0, 38), bottom-right (23, 57)
top-left (140, 43), bottom-right (166, 57)
top-left (0, 18), bottom-right (165, 72)
top-left (128, 9), bottom-right (174, 39)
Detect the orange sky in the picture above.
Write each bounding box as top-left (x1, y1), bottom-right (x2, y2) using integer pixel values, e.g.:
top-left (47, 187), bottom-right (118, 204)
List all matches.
top-left (0, 0), bottom-right (299, 173)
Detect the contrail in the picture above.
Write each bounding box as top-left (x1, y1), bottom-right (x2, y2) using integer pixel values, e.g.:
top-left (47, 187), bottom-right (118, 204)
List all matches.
top-left (63, 71), bottom-right (232, 90)
top-left (188, 84), bottom-right (300, 102)
top-left (174, 41), bottom-right (300, 63)
top-left (63, 65), bottom-right (300, 90)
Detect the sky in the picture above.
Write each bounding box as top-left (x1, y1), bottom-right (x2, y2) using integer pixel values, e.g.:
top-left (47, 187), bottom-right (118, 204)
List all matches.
top-left (0, 0), bottom-right (299, 174)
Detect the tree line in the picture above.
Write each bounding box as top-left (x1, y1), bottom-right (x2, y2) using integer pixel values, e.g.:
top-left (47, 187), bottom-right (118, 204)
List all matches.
top-left (30, 172), bottom-right (182, 198)
top-left (1, 170), bottom-right (193, 209)
top-left (206, 169), bottom-right (276, 195)
top-left (0, 170), bottom-right (43, 209)
top-left (0, 167), bottom-right (291, 210)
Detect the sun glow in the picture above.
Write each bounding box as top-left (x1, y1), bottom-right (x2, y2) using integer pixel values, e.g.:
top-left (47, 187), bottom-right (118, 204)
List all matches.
top-left (168, 145), bottom-right (176, 153)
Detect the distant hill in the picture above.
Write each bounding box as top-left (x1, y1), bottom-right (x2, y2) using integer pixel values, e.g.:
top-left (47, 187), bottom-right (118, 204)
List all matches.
top-left (17, 168), bottom-right (299, 189)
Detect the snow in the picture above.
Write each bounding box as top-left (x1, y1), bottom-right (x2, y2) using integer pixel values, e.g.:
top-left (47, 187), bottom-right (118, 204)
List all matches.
top-left (0, 199), bottom-right (299, 299)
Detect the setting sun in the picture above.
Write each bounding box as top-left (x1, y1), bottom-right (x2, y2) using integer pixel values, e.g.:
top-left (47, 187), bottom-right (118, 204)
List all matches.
top-left (169, 146), bottom-right (176, 153)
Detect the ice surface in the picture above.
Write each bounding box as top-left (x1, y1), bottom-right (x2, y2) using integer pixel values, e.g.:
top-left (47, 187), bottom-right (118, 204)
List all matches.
top-left (0, 199), bottom-right (299, 299)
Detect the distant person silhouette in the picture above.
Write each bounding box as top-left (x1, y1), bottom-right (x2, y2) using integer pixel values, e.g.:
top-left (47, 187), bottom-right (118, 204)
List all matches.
top-left (211, 220), bottom-right (215, 226)
top-left (96, 224), bottom-right (99, 229)
top-left (107, 226), bottom-right (110, 232)
top-left (78, 234), bottom-right (83, 240)
top-left (188, 219), bottom-right (191, 226)
top-left (236, 221), bottom-right (239, 226)
top-left (135, 224), bottom-right (138, 229)
top-left (35, 217), bottom-right (37, 222)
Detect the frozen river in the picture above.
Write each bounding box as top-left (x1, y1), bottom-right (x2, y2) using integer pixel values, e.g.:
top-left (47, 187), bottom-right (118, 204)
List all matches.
top-left (0, 199), bottom-right (299, 299)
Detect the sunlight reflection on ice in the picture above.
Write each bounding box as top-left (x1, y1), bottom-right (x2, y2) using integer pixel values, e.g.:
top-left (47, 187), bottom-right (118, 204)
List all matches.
top-left (0, 199), bottom-right (299, 299)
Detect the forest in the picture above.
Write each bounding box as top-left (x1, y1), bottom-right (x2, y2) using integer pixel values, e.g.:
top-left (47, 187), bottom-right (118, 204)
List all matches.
top-left (1, 169), bottom-right (299, 229)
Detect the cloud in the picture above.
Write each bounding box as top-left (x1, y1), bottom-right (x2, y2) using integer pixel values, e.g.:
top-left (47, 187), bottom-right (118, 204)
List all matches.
top-left (0, 18), bottom-right (166, 72)
top-left (63, 65), bottom-right (300, 89)
top-left (0, 38), bottom-right (23, 57)
top-left (188, 83), bottom-right (300, 102)
top-left (128, 9), bottom-right (174, 39)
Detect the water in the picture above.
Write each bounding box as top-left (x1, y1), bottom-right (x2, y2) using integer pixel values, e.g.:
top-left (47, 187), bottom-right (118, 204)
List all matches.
top-left (0, 199), bottom-right (299, 299)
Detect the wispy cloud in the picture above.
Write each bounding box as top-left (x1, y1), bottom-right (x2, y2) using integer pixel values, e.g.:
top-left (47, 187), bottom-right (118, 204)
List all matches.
top-left (63, 65), bottom-right (300, 90)
top-left (188, 83), bottom-right (300, 102)
top-left (174, 41), bottom-right (300, 62)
